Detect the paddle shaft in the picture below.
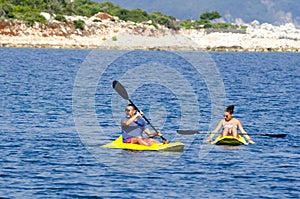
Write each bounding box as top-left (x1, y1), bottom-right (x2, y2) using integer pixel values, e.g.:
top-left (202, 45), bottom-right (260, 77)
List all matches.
top-left (177, 130), bottom-right (287, 138)
top-left (128, 99), bottom-right (168, 143)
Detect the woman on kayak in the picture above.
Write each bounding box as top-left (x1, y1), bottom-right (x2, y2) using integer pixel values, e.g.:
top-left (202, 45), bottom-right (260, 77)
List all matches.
top-left (205, 105), bottom-right (255, 144)
top-left (121, 104), bottom-right (163, 146)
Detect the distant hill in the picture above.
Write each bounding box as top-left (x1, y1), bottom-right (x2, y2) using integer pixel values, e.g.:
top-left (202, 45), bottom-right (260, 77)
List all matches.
top-left (93, 0), bottom-right (300, 27)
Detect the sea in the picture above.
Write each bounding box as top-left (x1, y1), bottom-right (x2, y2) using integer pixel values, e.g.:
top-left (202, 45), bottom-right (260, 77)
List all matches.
top-left (1, 48), bottom-right (299, 199)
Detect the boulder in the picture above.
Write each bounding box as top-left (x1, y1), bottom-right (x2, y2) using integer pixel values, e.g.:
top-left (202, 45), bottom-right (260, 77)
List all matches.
top-left (94, 12), bottom-right (113, 20)
top-left (40, 12), bottom-right (51, 21)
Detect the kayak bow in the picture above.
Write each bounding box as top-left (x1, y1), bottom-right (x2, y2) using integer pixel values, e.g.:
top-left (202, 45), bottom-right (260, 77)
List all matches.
top-left (212, 135), bottom-right (248, 146)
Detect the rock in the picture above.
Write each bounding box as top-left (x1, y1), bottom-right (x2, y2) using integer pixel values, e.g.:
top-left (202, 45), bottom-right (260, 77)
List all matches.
top-left (0, 15), bottom-right (300, 51)
top-left (250, 20), bottom-right (260, 27)
top-left (60, 25), bottom-right (68, 34)
top-left (40, 12), bottom-right (51, 21)
top-left (94, 12), bottom-right (113, 20)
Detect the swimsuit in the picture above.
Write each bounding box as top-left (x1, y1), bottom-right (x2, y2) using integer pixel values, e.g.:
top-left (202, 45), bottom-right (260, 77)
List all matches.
top-left (124, 137), bottom-right (147, 143)
top-left (223, 123), bottom-right (238, 134)
top-left (223, 124), bottom-right (237, 129)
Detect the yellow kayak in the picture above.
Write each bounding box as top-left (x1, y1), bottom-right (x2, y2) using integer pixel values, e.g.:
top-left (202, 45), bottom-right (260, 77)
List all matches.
top-left (101, 135), bottom-right (184, 152)
top-left (212, 135), bottom-right (248, 146)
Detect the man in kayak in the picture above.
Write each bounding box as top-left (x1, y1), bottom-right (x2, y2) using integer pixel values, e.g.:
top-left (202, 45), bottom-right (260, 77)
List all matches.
top-left (205, 105), bottom-right (255, 144)
top-left (121, 104), bottom-right (163, 146)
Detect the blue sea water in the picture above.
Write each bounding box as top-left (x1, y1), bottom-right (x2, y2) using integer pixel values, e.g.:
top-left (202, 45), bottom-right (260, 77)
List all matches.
top-left (1, 48), bottom-right (299, 198)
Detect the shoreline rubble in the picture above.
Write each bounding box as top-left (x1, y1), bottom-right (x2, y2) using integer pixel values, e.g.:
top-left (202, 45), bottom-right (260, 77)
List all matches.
top-left (0, 13), bottom-right (300, 52)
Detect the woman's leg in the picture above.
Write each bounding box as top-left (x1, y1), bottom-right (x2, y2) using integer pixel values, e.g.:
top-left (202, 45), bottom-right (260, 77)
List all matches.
top-left (222, 128), bottom-right (229, 137)
top-left (232, 127), bottom-right (238, 138)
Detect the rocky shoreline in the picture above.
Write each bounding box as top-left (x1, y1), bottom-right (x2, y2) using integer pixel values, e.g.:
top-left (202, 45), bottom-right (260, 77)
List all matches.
top-left (1, 13), bottom-right (300, 52)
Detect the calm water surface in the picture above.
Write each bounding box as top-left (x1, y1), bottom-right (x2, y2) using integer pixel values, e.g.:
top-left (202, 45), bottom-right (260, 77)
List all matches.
top-left (1, 48), bottom-right (299, 198)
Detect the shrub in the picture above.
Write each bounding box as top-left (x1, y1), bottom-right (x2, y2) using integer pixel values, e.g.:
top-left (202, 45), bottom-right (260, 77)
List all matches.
top-left (73, 19), bottom-right (84, 30)
top-left (180, 20), bottom-right (192, 29)
top-left (24, 14), bottom-right (47, 26)
top-left (55, 15), bottom-right (67, 22)
top-left (203, 23), bottom-right (213, 28)
top-left (2, 4), bottom-right (15, 18)
top-left (240, 25), bottom-right (248, 30)
top-left (93, 19), bottom-right (102, 22)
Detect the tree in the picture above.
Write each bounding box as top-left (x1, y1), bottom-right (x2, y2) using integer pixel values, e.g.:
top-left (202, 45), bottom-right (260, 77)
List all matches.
top-left (123, 9), bottom-right (148, 23)
top-left (200, 11), bottom-right (221, 21)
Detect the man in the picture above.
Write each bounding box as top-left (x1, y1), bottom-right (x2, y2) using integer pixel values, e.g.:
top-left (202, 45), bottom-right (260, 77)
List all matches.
top-left (121, 104), bottom-right (163, 146)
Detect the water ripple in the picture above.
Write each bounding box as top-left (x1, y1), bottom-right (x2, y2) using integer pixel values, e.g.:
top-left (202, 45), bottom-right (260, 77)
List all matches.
top-left (1, 50), bottom-right (299, 198)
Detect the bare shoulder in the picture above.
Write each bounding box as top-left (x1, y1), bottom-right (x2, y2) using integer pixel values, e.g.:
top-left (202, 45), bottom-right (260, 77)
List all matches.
top-left (220, 119), bottom-right (226, 124)
top-left (236, 119), bottom-right (242, 125)
top-left (233, 118), bottom-right (240, 122)
top-left (233, 118), bottom-right (242, 124)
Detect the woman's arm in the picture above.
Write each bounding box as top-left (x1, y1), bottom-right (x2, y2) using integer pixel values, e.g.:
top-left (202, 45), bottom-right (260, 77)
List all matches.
top-left (205, 120), bottom-right (223, 142)
top-left (237, 119), bottom-right (255, 144)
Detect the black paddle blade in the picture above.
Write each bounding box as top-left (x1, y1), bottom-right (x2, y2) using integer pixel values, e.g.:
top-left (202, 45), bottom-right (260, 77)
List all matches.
top-left (112, 80), bottom-right (129, 100)
top-left (177, 130), bottom-right (204, 135)
top-left (263, 134), bottom-right (287, 138)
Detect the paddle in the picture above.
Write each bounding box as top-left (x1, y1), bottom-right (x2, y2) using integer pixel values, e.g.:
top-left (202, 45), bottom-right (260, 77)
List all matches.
top-left (112, 80), bottom-right (169, 144)
top-left (177, 130), bottom-right (287, 138)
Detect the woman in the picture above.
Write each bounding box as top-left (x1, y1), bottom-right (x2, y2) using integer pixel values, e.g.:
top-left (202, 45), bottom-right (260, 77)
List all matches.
top-left (205, 105), bottom-right (255, 144)
top-left (121, 104), bottom-right (163, 146)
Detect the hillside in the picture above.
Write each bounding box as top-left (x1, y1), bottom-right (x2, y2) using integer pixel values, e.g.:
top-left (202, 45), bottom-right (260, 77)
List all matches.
top-left (0, 0), bottom-right (234, 31)
top-left (94, 0), bottom-right (300, 27)
top-left (1, 12), bottom-right (300, 52)
top-left (1, 0), bottom-right (300, 51)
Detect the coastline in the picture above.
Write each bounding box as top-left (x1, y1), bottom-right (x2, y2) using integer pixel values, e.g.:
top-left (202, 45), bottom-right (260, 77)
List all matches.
top-left (1, 14), bottom-right (300, 52)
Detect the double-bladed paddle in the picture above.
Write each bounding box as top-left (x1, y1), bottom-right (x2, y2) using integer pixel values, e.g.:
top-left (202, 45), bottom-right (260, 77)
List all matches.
top-left (112, 80), bottom-right (169, 144)
top-left (177, 130), bottom-right (287, 138)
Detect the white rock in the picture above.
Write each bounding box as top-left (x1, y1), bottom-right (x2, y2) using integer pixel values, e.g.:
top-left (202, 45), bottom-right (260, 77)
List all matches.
top-left (60, 25), bottom-right (67, 34)
top-left (40, 12), bottom-right (51, 21)
top-left (250, 20), bottom-right (260, 27)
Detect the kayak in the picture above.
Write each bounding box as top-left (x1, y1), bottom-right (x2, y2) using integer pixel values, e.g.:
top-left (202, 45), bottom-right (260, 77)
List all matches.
top-left (212, 135), bottom-right (248, 145)
top-left (101, 135), bottom-right (184, 152)
top-left (212, 135), bottom-right (248, 146)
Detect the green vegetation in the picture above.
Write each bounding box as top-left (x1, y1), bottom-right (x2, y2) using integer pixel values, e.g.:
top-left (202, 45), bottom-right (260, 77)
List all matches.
top-left (200, 11), bottom-right (221, 21)
top-left (73, 19), bottom-right (84, 30)
top-left (0, 0), bottom-right (48, 25)
top-left (54, 14), bottom-right (67, 23)
top-left (180, 11), bottom-right (239, 30)
top-left (0, 0), bottom-right (243, 30)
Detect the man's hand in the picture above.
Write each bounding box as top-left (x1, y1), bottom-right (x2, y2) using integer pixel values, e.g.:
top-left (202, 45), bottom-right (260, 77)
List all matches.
top-left (136, 111), bottom-right (144, 117)
top-left (156, 130), bottom-right (162, 137)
